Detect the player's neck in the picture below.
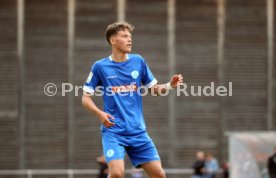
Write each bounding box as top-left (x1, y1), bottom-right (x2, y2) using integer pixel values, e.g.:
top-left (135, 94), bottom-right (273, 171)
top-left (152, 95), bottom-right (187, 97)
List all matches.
top-left (111, 50), bottom-right (128, 62)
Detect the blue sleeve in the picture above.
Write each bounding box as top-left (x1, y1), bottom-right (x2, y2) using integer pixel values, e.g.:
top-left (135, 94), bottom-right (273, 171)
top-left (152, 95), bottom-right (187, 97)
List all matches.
top-left (83, 63), bottom-right (102, 94)
top-left (141, 56), bottom-right (157, 88)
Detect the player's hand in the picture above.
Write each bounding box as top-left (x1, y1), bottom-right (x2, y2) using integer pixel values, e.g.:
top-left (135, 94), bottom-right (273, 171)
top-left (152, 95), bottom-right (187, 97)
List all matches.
top-left (98, 111), bottom-right (115, 128)
top-left (170, 74), bottom-right (183, 88)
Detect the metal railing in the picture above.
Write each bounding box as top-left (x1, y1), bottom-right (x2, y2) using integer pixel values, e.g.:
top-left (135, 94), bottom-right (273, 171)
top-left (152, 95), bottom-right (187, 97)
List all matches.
top-left (0, 169), bottom-right (194, 178)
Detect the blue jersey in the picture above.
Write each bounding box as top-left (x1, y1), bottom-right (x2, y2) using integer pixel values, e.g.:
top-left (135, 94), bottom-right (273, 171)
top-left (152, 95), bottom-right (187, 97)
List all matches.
top-left (83, 54), bottom-right (157, 136)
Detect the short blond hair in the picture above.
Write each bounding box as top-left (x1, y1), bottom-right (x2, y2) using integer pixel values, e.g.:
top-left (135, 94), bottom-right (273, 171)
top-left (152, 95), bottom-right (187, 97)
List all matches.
top-left (105, 22), bottom-right (134, 44)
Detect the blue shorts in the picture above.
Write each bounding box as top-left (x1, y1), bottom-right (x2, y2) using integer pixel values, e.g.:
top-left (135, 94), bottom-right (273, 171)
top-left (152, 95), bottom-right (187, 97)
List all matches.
top-left (102, 131), bottom-right (160, 168)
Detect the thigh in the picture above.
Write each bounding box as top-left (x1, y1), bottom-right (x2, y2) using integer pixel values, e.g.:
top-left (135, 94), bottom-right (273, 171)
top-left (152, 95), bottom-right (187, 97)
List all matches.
top-left (102, 132), bottom-right (126, 164)
top-left (108, 159), bottom-right (125, 176)
top-left (141, 160), bottom-right (165, 177)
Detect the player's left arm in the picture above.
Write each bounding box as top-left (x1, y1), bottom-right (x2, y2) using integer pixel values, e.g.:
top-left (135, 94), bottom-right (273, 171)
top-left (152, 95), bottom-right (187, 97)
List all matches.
top-left (150, 74), bottom-right (183, 95)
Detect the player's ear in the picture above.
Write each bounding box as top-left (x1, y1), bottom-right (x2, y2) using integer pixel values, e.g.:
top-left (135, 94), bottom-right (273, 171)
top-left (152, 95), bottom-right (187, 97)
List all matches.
top-left (110, 36), bottom-right (115, 45)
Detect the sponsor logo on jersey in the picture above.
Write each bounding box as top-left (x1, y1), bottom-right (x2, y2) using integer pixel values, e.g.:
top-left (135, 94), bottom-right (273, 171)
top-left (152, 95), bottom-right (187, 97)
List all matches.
top-left (112, 84), bottom-right (137, 93)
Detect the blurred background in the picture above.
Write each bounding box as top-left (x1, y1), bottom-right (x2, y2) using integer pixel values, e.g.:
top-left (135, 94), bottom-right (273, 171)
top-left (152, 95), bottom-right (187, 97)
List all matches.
top-left (0, 0), bottom-right (276, 178)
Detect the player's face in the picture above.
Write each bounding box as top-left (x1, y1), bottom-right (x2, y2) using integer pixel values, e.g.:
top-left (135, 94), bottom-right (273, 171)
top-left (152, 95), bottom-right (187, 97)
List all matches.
top-left (111, 29), bottom-right (132, 53)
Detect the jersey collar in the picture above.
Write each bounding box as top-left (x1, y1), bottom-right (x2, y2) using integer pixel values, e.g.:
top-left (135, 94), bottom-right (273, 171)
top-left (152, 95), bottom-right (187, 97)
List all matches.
top-left (109, 54), bottom-right (129, 61)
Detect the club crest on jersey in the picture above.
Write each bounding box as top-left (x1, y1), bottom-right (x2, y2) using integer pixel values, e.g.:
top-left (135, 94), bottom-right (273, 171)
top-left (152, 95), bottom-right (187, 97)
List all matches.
top-left (131, 70), bottom-right (139, 79)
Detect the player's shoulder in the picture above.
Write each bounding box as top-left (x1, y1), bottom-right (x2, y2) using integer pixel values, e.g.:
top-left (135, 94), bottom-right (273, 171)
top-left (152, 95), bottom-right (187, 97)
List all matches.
top-left (91, 57), bottom-right (110, 67)
top-left (96, 56), bottom-right (110, 64)
top-left (128, 53), bottom-right (145, 62)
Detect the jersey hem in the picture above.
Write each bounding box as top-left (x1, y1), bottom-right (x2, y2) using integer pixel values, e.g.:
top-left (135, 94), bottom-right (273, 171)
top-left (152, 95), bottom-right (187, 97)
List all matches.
top-left (101, 129), bottom-right (147, 137)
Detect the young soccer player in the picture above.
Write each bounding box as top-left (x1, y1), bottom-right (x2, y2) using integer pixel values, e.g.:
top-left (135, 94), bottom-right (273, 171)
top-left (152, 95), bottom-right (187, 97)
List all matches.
top-left (82, 22), bottom-right (183, 178)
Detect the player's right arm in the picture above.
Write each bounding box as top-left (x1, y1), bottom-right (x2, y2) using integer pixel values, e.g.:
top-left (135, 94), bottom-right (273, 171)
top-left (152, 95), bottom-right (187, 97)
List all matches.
top-left (82, 91), bottom-right (115, 128)
top-left (82, 62), bottom-right (115, 128)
